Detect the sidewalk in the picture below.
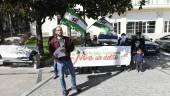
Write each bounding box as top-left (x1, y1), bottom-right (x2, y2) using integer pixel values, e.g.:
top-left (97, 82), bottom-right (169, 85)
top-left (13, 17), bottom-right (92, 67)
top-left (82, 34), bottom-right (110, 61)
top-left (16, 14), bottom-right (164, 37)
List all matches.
top-left (0, 66), bottom-right (53, 96)
top-left (22, 66), bottom-right (170, 96)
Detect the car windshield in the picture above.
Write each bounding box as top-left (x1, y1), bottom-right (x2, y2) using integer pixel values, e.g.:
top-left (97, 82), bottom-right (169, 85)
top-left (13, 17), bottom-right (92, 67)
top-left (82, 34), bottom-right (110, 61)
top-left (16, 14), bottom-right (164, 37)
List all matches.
top-left (143, 35), bottom-right (151, 41)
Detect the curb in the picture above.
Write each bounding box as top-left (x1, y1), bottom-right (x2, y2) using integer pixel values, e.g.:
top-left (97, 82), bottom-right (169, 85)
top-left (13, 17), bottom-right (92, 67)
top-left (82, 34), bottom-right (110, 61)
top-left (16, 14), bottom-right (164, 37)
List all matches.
top-left (21, 75), bottom-right (53, 96)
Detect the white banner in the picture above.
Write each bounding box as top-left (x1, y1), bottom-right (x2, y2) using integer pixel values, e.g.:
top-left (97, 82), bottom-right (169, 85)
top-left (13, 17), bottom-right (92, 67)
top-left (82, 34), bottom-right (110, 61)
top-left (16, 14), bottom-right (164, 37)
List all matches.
top-left (71, 46), bottom-right (131, 67)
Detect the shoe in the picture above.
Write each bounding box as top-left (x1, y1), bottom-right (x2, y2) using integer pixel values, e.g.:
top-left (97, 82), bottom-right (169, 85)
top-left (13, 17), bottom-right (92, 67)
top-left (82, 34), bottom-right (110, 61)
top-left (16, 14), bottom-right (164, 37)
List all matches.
top-left (69, 88), bottom-right (78, 95)
top-left (63, 90), bottom-right (68, 96)
top-left (53, 75), bottom-right (58, 79)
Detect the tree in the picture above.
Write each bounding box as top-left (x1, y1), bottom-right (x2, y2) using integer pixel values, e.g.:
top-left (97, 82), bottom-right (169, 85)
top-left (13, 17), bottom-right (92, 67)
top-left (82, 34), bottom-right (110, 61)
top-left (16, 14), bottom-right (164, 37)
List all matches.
top-left (0, 0), bottom-right (68, 55)
top-left (68, 0), bottom-right (145, 19)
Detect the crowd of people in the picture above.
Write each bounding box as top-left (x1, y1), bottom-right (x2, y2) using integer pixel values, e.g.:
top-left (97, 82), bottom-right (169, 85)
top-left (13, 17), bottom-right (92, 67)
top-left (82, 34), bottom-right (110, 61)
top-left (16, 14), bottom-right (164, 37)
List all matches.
top-left (48, 25), bottom-right (145, 96)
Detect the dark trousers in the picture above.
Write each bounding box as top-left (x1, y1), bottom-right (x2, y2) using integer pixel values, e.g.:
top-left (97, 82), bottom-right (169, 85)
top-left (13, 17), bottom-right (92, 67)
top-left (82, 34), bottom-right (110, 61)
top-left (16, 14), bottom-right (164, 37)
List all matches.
top-left (136, 62), bottom-right (143, 72)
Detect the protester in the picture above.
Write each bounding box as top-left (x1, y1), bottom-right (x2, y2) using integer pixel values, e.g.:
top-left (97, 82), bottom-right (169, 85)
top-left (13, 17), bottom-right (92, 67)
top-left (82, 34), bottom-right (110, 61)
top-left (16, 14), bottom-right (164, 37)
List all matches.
top-left (80, 34), bottom-right (85, 46)
top-left (84, 33), bottom-right (93, 46)
top-left (133, 49), bottom-right (144, 72)
top-left (130, 32), bottom-right (145, 70)
top-left (78, 33), bottom-right (93, 74)
top-left (131, 32), bottom-right (145, 53)
top-left (49, 26), bottom-right (78, 96)
top-left (118, 33), bottom-right (128, 46)
top-left (91, 35), bottom-right (100, 73)
top-left (48, 28), bottom-right (58, 79)
top-left (117, 33), bottom-right (128, 71)
top-left (92, 35), bottom-right (98, 46)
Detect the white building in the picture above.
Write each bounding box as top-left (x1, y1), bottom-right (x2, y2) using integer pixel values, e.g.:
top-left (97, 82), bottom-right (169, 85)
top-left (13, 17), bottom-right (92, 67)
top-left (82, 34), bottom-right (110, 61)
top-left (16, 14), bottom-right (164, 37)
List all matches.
top-left (108, 0), bottom-right (170, 40)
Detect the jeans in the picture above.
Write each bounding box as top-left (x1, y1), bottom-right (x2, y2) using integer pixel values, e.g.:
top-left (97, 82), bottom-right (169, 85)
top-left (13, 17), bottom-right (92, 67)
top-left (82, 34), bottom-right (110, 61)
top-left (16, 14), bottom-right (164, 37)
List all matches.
top-left (53, 60), bottom-right (58, 76)
top-left (56, 58), bottom-right (77, 92)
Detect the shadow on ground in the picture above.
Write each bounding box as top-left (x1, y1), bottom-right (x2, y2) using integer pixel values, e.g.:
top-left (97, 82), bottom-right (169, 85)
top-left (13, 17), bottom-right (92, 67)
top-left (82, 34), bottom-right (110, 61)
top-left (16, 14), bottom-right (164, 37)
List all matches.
top-left (69, 70), bottom-right (123, 96)
top-left (145, 51), bottom-right (170, 70)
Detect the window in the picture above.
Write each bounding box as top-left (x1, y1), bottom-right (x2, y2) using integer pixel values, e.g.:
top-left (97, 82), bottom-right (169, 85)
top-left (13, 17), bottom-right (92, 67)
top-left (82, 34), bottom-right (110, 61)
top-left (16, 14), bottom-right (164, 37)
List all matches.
top-left (126, 22), bottom-right (139, 34)
top-left (127, 21), bottom-right (155, 34)
top-left (162, 35), bottom-right (170, 40)
top-left (164, 21), bottom-right (170, 33)
top-left (113, 22), bottom-right (121, 34)
top-left (142, 22), bottom-right (146, 33)
top-left (127, 22), bottom-right (133, 34)
top-left (147, 21), bottom-right (155, 33)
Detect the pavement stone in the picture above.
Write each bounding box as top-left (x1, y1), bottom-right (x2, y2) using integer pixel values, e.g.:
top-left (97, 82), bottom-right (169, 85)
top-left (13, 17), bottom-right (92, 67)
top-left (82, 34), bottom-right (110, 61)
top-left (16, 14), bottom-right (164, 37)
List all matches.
top-left (25, 68), bottom-right (170, 96)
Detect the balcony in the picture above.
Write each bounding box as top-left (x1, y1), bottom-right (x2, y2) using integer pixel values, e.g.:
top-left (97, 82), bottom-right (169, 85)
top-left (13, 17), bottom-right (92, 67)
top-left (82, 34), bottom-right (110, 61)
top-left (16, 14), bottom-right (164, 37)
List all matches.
top-left (132, 0), bottom-right (170, 6)
top-left (132, 0), bottom-right (170, 10)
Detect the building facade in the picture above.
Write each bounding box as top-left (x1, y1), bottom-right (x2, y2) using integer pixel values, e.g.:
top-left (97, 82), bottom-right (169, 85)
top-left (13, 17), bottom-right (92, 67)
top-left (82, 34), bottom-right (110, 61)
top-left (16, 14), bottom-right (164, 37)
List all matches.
top-left (108, 0), bottom-right (170, 40)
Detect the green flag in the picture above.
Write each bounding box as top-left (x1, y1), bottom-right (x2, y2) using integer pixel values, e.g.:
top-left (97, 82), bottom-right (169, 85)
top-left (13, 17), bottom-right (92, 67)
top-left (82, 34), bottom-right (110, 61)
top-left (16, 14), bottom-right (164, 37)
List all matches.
top-left (61, 8), bottom-right (87, 34)
top-left (93, 17), bottom-right (113, 32)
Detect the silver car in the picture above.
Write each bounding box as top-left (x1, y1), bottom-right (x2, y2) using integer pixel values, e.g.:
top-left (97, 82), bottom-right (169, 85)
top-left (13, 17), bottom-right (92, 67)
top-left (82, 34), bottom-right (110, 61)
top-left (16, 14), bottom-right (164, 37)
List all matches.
top-left (155, 35), bottom-right (170, 52)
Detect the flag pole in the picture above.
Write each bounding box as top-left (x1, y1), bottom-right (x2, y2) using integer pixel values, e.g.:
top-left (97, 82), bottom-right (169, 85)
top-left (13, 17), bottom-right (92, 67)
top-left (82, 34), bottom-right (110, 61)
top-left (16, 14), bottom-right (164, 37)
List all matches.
top-left (83, 6), bottom-right (86, 46)
top-left (86, 17), bottom-right (104, 31)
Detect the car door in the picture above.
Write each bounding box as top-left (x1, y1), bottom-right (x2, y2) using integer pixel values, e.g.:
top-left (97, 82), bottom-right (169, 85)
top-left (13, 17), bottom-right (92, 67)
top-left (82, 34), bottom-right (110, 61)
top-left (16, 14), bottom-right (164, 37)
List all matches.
top-left (159, 35), bottom-right (170, 50)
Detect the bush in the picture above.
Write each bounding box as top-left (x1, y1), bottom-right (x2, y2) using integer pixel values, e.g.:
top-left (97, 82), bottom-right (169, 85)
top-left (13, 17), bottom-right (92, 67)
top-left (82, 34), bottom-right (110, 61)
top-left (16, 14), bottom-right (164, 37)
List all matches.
top-left (72, 36), bottom-right (81, 45)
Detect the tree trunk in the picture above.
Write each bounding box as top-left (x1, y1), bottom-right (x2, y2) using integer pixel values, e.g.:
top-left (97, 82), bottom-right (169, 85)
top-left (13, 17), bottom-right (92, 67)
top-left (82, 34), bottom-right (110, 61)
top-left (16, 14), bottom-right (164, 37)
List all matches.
top-left (0, 13), bottom-right (4, 43)
top-left (36, 19), bottom-right (44, 56)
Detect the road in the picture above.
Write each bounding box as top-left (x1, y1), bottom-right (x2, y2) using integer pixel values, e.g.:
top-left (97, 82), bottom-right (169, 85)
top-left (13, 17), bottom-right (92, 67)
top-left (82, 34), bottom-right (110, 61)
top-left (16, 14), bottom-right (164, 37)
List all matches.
top-left (0, 50), bottom-right (170, 96)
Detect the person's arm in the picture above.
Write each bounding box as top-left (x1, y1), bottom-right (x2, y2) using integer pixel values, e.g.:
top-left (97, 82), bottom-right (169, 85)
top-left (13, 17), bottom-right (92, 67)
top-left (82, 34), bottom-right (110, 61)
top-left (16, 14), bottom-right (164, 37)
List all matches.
top-left (48, 36), bottom-right (53, 55)
top-left (133, 55), bottom-right (136, 64)
top-left (117, 38), bottom-right (121, 46)
top-left (65, 37), bottom-right (74, 52)
top-left (69, 39), bottom-right (75, 52)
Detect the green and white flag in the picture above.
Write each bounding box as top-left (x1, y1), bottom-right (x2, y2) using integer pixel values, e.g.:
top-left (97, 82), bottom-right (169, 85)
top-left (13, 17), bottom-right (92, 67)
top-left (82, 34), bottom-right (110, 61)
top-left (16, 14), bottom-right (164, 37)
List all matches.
top-left (93, 17), bottom-right (113, 32)
top-left (61, 8), bottom-right (87, 34)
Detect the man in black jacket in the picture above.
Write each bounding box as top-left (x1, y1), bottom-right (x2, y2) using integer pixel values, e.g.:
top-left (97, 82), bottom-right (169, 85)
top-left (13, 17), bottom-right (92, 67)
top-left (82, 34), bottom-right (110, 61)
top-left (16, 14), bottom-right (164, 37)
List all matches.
top-left (130, 32), bottom-right (145, 70)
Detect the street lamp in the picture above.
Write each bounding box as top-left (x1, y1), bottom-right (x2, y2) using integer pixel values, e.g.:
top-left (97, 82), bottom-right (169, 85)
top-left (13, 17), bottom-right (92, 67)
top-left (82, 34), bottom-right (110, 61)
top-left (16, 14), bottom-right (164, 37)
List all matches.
top-left (57, 15), bottom-right (61, 25)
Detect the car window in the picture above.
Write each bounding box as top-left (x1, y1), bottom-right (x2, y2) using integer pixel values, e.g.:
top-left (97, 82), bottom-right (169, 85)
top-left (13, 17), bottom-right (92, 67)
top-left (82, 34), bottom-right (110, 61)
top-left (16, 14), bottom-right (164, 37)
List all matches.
top-left (166, 35), bottom-right (170, 40)
top-left (144, 36), bottom-right (150, 41)
top-left (161, 35), bottom-right (170, 40)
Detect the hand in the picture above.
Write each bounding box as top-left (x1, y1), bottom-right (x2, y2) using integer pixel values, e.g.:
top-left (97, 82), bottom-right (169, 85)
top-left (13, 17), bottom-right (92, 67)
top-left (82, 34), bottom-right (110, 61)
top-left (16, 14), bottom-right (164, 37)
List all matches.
top-left (60, 48), bottom-right (65, 53)
top-left (53, 54), bottom-right (58, 59)
top-left (133, 61), bottom-right (136, 64)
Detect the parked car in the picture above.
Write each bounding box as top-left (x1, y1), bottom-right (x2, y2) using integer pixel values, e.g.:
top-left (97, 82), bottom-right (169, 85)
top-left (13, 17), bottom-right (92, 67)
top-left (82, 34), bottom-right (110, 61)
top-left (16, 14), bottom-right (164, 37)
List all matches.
top-left (155, 35), bottom-right (170, 52)
top-left (144, 36), bottom-right (160, 54)
top-left (98, 32), bottom-right (118, 46)
top-left (127, 34), bottom-right (160, 55)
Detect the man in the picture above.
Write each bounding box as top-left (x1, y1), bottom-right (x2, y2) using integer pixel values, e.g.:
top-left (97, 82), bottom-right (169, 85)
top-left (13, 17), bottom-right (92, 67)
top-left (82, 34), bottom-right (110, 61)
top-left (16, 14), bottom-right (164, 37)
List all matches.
top-left (118, 33), bottom-right (128, 46)
top-left (48, 28), bottom-right (58, 79)
top-left (131, 32), bottom-right (145, 54)
top-left (130, 32), bottom-right (145, 70)
top-left (49, 26), bottom-right (78, 96)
